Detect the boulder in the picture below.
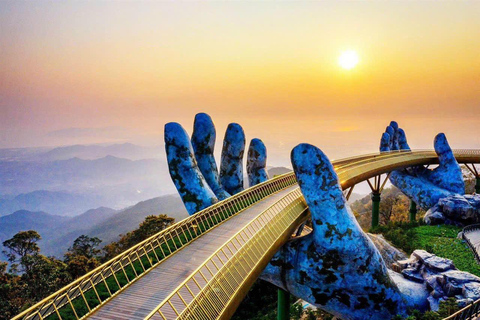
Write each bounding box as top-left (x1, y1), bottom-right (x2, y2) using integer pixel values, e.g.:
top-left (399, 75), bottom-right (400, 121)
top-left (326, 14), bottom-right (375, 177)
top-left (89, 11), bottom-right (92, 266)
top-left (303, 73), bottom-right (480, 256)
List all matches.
top-left (412, 250), bottom-right (434, 263)
top-left (424, 206), bottom-right (445, 225)
top-left (442, 270), bottom-right (480, 284)
top-left (444, 281), bottom-right (464, 296)
top-left (402, 267), bottom-right (425, 283)
top-left (462, 282), bottom-right (480, 300)
top-left (439, 195), bottom-right (477, 222)
top-left (423, 256), bottom-right (454, 272)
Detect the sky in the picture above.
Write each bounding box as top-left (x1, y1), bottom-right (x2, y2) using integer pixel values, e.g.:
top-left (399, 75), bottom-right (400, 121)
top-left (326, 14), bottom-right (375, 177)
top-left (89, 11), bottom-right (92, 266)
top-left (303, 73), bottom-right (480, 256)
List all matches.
top-left (1, 1), bottom-right (480, 167)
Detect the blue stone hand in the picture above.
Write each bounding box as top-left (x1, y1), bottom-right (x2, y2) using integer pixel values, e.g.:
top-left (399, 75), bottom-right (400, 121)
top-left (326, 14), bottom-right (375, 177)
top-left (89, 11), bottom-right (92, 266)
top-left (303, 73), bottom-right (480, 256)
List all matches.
top-left (165, 113), bottom-right (268, 215)
top-left (380, 121), bottom-right (464, 209)
top-left (260, 144), bottom-right (428, 320)
top-left (247, 138), bottom-right (268, 186)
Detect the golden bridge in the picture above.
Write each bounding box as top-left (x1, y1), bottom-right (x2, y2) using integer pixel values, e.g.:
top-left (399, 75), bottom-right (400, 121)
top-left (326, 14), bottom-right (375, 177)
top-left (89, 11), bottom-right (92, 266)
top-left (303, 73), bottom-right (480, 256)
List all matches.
top-left (12, 150), bottom-right (480, 320)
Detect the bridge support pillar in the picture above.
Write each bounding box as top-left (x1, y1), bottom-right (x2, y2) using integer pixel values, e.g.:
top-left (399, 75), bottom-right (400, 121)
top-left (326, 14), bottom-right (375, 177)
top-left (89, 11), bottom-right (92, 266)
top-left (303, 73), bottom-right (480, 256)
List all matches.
top-left (277, 288), bottom-right (290, 320)
top-left (476, 177), bottom-right (480, 194)
top-left (371, 192), bottom-right (381, 228)
top-left (409, 200), bottom-right (417, 222)
top-left (367, 173), bottom-right (390, 228)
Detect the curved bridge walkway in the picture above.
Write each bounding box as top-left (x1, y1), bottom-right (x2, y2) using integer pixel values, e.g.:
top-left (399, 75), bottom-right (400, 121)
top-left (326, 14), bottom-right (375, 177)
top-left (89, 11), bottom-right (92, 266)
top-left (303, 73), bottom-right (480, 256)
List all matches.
top-left (462, 225), bottom-right (480, 262)
top-left (13, 149), bottom-right (480, 320)
top-left (88, 186), bottom-right (298, 320)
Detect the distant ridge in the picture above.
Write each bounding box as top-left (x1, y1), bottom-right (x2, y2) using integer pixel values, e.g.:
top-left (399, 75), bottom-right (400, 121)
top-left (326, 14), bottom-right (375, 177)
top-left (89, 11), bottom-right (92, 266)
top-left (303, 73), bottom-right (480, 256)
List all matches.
top-left (267, 166), bottom-right (292, 177)
top-left (39, 143), bottom-right (165, 161)
top-left (0, 143), bottom-right (164, 162)
top-left (0, 207), bottom-right (116, 260)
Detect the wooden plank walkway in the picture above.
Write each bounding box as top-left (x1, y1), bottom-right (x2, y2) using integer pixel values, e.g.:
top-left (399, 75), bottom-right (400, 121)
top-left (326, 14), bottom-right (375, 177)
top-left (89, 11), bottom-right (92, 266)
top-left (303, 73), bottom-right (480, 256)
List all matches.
top-left (464, 228), bottom-right (480, 261)
top-left (88, 186), bottom-right (297, 320)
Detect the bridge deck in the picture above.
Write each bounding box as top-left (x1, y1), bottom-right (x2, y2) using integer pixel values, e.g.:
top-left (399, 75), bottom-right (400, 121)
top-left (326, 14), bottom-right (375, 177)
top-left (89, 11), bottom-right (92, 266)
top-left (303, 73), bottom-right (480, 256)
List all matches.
top-left (87, 186), bottom-right (297, 320)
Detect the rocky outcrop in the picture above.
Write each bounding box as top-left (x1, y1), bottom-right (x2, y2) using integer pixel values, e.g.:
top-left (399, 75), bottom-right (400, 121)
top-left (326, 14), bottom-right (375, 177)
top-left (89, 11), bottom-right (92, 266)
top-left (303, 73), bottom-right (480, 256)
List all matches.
top-left (393, 250), bottom-right (480, 310)
top-left (424, 194), bottom-right (480, 226)
top-left (367, 233), bottom-right (407, 268)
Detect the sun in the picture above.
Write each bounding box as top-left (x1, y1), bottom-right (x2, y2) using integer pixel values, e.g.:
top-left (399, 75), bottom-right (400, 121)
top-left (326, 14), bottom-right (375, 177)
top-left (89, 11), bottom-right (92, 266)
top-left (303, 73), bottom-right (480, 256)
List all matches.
top-left (338, 50), bottom-right (359, 70)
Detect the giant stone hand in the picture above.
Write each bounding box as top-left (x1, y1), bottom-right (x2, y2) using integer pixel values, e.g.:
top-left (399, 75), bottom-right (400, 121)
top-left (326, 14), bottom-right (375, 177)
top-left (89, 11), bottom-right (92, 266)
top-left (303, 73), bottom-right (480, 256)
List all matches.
top-left (380, 121), bottom-right (464, 209)
top-left (165, 113), bottom-right (268, 215)
top-left (260, 144), bottom-right (430, 319)
top-left (165, 115), bottom-right (480, 318)
top-left (379, 122), bottom-right (480, 225)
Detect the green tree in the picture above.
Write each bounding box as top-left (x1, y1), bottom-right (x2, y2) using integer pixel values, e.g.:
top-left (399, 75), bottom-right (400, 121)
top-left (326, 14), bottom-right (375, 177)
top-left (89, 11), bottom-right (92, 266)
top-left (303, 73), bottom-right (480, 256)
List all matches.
top-left (2, 230), bottom-right (41, 273)
top-left (438, 297), bottom-right (460, 318)
top-left (103, 214), bottom-right (175, 260)
top-left (64, 235), bottom-right (102, 278)
top-left (22, 254), bottom-right (71, 301)
top-left (290, 302), bottom-right (303, 320)
top-left (65, 235), bottom-right (102, 260)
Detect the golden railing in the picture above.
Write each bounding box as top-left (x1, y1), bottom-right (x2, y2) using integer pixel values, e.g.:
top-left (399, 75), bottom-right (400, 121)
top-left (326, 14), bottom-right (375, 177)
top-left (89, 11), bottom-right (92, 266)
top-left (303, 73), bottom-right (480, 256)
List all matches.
top-left (443, 299), bottom-right (480, 320)
top-left (142, 149), bottom-right (480, 320)
top-left (12, 172), bottom-right (297, 320)
top-left (12, 149), bottom-right (480, 320)
top-left (336, 149), bottom-right (480, 189)
top-left (145, 188), bottom-right (308, 320)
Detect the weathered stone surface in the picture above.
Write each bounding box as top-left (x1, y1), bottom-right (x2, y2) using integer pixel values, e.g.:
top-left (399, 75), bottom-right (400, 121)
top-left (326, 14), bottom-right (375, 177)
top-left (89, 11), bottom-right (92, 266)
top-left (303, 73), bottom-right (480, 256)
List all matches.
top-left (424, 206), bottom-right (446, 225)
top-left (442, 270), bottom-right (480, 284)
top-left (393, 249), bottom-right (480, 310)
top-left (462, 282), bottom-right (480, 300)
top-left (246, 138), bottom-right (269, 187)
top-left (444, 281), bottom-right (464, 296)
top-left (396, 257), bottom-right (418, 269)
top-left (456, 298), bottom-right (474, 308)
top-left (367, 233), bottom-right (407, 269)
top-left (425, 275), bottom-right (442, 291)
top-left (412, 250), bottom-right (434, 263)
top-left (261, 144), bottom-right (414, 320)
top-left (167, 117), bottom-right (480, 319)
top-left (427, 296), bottom-right (446, 311)
top-left (440, 195), bottom-right (477, 222)
top-left (219, 123), bottom-right (245, 195)
top-left (402, 268), bottom-right (425, 283)
top-left (427, 296), bottom-right (441, 312)
top-left (388, 270), bottom-right (430, 311)
top-left (423, 256), bottom-right (454, 272)
top-left (380, 123), bottom-right (468, 223)
top-left (164, 122), bottom-right (218, 215)
top-left (191, 113), bottom-right (230, 200)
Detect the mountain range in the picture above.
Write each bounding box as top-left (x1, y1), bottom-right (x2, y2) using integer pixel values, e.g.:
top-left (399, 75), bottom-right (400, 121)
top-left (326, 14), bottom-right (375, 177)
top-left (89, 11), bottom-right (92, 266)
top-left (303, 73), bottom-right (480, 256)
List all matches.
top-left (0, 143), bottom-right (164, 162)
top-left (0, 194), bottom-right (188, 259)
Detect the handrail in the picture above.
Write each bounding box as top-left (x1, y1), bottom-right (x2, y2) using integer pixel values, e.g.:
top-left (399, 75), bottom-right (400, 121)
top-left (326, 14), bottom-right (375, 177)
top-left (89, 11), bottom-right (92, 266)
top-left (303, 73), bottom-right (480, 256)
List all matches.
top-left (443, 298), bottom-right (480, 320)
top-left (462, 224), bottom-right (480, 263)
top-left (336, 149), bottom-right (480, 189)
top-left (141, 149), bottom-right (480, 320)
top-left (11, 149), bottom-right (480, 320)
top-left (144, 188), bottom-right (308, 320)
top-left (12, 172), bottom-right (298, 320)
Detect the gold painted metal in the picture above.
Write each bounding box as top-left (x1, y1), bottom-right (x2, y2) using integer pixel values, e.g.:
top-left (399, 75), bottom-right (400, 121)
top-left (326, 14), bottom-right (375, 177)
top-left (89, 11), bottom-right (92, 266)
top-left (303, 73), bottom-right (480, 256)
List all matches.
top-left (12, 149), bottom-right (480, 320)
top-left (11, 172), bottom-right (298, 320)
top-left (142, 149), bottom-right (480, 320)
top-left (144, 188), bottom-right (308, 320)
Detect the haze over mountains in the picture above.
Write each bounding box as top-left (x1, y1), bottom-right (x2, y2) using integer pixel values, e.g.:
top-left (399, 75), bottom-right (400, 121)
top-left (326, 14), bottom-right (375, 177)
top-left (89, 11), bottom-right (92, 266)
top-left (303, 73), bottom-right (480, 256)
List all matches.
top-left (0, 194), bottom-right (188, 259)
top-left (0, 142), bottom-right (297, 260)
top-left (0, 143), bottom-right (175, 216)
top-left (0, 143), bottom-right (164, 162)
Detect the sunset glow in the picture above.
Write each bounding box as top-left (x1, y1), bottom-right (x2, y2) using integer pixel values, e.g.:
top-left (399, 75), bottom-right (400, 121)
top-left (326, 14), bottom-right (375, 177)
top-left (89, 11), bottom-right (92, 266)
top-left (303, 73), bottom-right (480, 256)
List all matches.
top-left (0, 1), bottom-right (479, 165)
top-left (338, 50), bottom-right (359, 70)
